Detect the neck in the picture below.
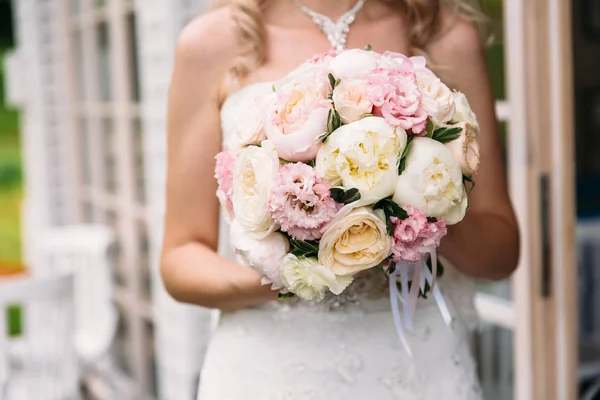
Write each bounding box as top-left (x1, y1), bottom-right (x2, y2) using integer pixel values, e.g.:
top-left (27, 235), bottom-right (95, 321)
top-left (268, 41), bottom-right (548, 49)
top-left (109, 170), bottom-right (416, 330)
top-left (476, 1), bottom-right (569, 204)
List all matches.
top-left (295, 0), bottom-right (364, 19)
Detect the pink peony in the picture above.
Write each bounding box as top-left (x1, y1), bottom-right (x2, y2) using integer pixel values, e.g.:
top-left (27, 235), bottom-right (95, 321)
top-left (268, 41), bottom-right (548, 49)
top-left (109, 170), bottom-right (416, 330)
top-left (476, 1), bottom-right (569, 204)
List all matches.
top-left (268, 163), bottom-right (338, 241)
top-left (265, 65), bottom-right (332, 162)
top-left (214, 149), bottom-right (236, 220)
top-left (307, 49), bottom-right (340, 64)
top-left (366, 67), bottom-right (429, 135)
top-left (391, 205), bottom-right (447, 263)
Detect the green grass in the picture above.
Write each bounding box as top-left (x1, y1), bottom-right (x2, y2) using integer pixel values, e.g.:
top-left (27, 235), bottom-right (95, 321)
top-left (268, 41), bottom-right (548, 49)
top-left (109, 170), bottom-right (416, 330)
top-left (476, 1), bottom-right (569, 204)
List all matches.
top-left (0, 44), bottom-right (22, 263)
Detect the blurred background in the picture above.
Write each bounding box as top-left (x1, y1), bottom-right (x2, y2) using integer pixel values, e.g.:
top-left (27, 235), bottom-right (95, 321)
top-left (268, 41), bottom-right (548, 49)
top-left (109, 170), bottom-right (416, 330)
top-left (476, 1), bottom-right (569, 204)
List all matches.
top-left (0, 0), bottom-right (597, 399)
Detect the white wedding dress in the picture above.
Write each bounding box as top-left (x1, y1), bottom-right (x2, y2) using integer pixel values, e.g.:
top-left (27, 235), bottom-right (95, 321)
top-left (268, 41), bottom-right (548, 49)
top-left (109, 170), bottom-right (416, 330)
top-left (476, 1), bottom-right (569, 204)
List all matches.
top-left (197, 83), bottom-right (484, 400)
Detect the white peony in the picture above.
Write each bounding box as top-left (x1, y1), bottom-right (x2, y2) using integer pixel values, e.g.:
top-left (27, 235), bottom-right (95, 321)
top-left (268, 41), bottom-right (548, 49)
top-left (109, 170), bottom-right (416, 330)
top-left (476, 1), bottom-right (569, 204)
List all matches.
top-left (224, 85), bottom-right (272, 150)
top-left (315, 117), bottom-right (407, 202)
top-left (445, 121), bottom-right (480, 177)
top-left (417, 74), bottom-right (455, 125)
top-left (279, 254), bottom-right (353, 301)
top-left (332, 79), bottom-right (373, 124)
top-left (231, 140), bottom-right (280, 238)
top-left (329, 49), bottom-right (379, 80)
top-left (451, 92), bottom-right (479, 130)
top-left (393, 137), bottom-right (468, 225)
top-left (230, 219), bottom-right (289, 290)
top-left (319, 206), bottom-right (392, 276)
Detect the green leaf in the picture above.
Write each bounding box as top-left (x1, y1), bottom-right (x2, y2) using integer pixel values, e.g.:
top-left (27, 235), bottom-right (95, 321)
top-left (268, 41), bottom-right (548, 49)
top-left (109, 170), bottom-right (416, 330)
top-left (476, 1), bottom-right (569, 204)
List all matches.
top-left (328, 73), bottom-right (337, 89)
top-left (387, 261), bottom-right (397, 275)
top-left (272, 84), bottom-right (276, 92)
top-left (398, 137), bottom-right (413, 175)
top-left (426, 217), bottom-right (438, 223)
top-left (278, 292), bottom-right (296, 300)
top-left (330, 187), bottom-right (346, 203)
top-left (304, 159), bottom-right (316, 168)
top-left (362, 113), bottom-right (375, 119)
top-left (318, 131), bottom-right (330, 142)
top-left (290, 239), bottom-right (320, 258)
top-left (343, 188), bottom-right (361, 203)
top-left (462, 174), bottom-right (476, 193)
top-left (373, 197), bottom-right (409, 235)
top-left (432, 127), bottom-right (463, 144)
top-left (426, 119), bottom-right (435, 138)
top-left (325, 109), bottom-right (342, 137)
top-left (335, 78), bottom-right (341, 88)
top-left (330, 187), bottom-right (362, 204)
top-left (363, 44), bottom-right (373, 51)
top-left (327, 93), bottom-right (333, 100)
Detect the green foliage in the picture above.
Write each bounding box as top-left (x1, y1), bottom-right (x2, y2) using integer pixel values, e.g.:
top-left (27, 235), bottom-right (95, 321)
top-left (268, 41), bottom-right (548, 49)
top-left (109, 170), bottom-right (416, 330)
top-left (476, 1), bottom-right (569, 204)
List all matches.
top-left (372, 197), bottom-right (409, 235)
top-left (290, 240), bottom-right (320, 258)
top-left (330, 187), bottom-right (361, 204)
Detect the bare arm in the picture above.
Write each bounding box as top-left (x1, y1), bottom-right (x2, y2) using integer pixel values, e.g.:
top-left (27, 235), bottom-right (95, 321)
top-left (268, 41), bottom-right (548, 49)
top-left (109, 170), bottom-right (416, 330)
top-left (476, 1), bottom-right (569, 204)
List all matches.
top-left (427, 17), bottom-right (520, 280)
top-left (160, 13), bottom-right (277, 310)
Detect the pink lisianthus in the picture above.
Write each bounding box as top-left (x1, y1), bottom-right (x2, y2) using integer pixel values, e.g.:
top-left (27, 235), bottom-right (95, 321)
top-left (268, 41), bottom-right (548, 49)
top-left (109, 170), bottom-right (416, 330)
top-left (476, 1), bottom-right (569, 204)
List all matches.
top-left (268, 162), bottom-right (338, 241)
top-left (391, 206), bottom-right (447, 263)
top-left (214, 149), bottom-right (236, 220)
top-left (366, 68), bottom-right (429, 135)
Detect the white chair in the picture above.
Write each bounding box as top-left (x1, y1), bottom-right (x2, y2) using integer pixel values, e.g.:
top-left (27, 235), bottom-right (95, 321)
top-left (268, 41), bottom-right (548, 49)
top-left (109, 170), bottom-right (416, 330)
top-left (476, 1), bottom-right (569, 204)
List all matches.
top-left (0, 273), bottom-right (78, 400)
top-left (37, 225), bottom-right (118, 367)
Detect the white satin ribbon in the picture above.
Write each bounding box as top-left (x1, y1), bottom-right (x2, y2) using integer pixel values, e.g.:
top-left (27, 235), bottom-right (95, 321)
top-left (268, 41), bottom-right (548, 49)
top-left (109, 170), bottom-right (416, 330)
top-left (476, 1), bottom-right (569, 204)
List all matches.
top-left (389, 250), bottom-right (454, 357)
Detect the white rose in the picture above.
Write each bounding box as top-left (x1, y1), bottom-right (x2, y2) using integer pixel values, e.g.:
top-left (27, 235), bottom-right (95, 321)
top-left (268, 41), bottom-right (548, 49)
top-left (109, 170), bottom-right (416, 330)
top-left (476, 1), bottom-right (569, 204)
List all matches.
top-left (445, 122), bottom-right (480, 177)
top-left (224, 85), bottom-right (272, 150)
top-left (332, 79), bottom-right (373, 124)
top-left (417, 74), bottom-right (455, 125)
top-left (451, 92), bottom-right (479, 130)
top-left (230, 219), bottom-right (289, 290)
top-left (231, 140), bottom-right (280, 238)
top-left (393, 137), bottom-right (468, 225)
top-left (329, 49), bottom-right (379, 80)
top-left (280, 254), bottom-right (353, 301)
top-left (315, 117), bottom-right (407, 202)
top-left (319, 206), bottom-right (392, 276)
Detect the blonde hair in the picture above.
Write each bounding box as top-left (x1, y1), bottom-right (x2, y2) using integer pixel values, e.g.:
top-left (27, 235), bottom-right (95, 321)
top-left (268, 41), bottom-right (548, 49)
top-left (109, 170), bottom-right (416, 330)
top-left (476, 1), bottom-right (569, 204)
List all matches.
top-left (213, 0), bottom-right (486, 96)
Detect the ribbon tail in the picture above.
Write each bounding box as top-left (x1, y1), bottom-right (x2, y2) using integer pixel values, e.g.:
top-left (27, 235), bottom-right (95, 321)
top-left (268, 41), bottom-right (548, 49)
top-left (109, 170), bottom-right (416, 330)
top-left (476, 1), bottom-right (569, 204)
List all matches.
top-left (389, 269), bottom-right (413, 359)
top-left (408, 260), bottom-right (422, 327)
top-left (423, 265), bottom-right (453, 327)
top-left (429, 250), bottom-right (438, 290)
top-left (399, 263), bottom-right (413, 332)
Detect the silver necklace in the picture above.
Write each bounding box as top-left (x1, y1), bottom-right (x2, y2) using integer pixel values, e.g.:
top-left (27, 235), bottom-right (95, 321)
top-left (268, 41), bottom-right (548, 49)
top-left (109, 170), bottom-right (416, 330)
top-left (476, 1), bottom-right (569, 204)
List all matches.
top-left (294, 0), bottom-right (366, 51)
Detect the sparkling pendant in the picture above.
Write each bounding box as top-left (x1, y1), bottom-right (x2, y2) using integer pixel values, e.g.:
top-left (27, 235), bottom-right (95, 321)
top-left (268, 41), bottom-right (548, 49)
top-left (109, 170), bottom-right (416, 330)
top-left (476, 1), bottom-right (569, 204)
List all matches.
top-left (295, 0), bottom-right (365, 51)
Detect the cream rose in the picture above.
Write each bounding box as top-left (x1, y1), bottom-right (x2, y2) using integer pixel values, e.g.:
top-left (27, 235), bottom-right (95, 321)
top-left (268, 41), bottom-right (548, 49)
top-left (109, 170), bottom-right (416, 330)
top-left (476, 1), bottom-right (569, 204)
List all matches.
top-left (451, 92), bottom-right (479, 130)
top-left (230, 219), bottom-right (289, 290)
top-left (417, 74), bottom-right (455, 125)
top-left (280, 254), bottom-right (353, 301)
top-left (445, 122), bottom-right (480, 176)
top-left (393, 137), bottom-right (468, 225)
top-left (332, 79), bottom-right (373, 124)
top-left (224, 85), bottom-right (272, 150)
top-left (319, 206), bottom-right (392, 276)
top-left (329, 49), bottom-right (379, 80)
top-left (315, 116), bottom-right (407, 202)
top-left (231, 140), bottom-right (280, 238)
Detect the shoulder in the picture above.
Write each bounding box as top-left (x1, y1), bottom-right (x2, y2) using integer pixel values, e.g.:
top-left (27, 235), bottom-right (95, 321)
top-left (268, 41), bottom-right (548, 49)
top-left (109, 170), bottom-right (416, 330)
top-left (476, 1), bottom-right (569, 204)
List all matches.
top-left (173, 7), bottom-right (240, 80)
top-left (425, 9), bottom-right (487, 86)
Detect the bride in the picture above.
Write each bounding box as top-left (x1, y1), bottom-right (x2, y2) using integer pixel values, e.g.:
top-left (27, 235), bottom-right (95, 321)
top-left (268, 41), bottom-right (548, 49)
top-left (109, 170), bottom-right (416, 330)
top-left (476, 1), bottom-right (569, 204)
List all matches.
top-left (161, 0), bottom-right (519, 398)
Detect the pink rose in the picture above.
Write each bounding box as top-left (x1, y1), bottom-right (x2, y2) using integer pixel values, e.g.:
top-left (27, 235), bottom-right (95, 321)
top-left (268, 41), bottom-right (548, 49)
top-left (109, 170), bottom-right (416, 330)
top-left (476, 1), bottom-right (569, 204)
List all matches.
top-left (265, 65), bottom-right (332, 162)
top-left (366, 68), bottom-right (428, 135)
top-left (308, 49), bottom-right (340, 65)
top-left (214, 149), bottom-right (236, 221)
top-left (268, 163), bottom-right (338, 241)
top-left (391, 205), bottom-right (447, 263)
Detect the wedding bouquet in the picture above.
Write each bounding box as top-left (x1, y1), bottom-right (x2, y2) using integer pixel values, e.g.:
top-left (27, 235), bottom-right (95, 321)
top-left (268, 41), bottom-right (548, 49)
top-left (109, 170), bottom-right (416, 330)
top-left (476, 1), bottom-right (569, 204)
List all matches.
top-left (214, 48), bottom-right (479, 312)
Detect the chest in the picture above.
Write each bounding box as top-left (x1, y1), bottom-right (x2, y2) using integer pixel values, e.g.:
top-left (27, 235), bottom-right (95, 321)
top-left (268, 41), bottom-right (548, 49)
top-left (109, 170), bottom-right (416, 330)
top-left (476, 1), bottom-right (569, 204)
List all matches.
top-left (248, 16), bottom-right (412, 84)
